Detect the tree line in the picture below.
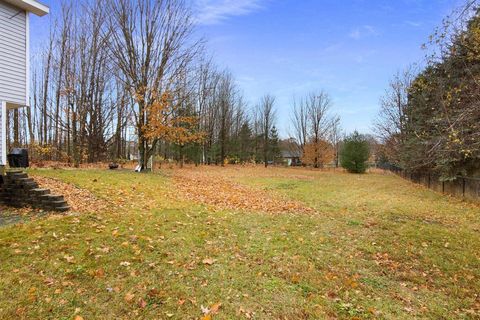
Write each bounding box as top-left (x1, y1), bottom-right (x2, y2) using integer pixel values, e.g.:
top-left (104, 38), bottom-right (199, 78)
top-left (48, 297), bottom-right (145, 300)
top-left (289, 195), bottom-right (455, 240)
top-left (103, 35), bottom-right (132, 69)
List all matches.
top-left (7, 0), bottom-right (346, 170)
top-left (375, 0), bottom-right (480, 180)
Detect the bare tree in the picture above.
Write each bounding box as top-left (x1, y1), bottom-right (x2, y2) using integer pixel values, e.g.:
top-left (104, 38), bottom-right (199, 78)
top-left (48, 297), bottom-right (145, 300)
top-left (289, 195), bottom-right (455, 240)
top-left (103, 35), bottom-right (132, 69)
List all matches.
top-left (258, 95), bottom-right (276, 167)
top-left (195, 58), bottom-right (217, 164)
top-left (52, 3), bottom-right (72, 158)
top-left (329, 115), bottom-right (342, 168)
top-left (108, 0), bottom-right (200, 170)
top-left (374, 67), bottom-right (415, 163)
top-left (305, 92), bottom-right (332, 168)
top-left (291, 91), bottom-right (333, 167)
top-left (291, 95), bottom-right (308, 151)
top-left (216, 72), bottom-right (236, 166)
top-left (41, 29), bottom-right (54, 146)
top-left (22, 0), bottom-right (300, 167)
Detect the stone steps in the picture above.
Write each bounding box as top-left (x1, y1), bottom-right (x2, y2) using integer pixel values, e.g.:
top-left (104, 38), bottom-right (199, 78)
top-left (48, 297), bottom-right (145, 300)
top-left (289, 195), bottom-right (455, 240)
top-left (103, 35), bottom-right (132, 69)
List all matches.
top-left (0, 171), bottom-right (70, 212)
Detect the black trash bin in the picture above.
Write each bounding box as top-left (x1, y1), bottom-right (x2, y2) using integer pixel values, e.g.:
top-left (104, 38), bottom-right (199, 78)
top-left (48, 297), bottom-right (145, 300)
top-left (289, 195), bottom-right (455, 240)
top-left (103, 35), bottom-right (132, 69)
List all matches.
top-left (7, 148), bottom-right (29, 168)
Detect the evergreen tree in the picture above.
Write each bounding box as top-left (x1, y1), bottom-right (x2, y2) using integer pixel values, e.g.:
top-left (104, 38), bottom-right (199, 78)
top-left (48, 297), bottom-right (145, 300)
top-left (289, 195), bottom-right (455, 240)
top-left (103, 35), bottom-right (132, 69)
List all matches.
top-left (377, 8), bottom-right (480, 179)
top-left (238, 121), bottom-right (253, 162)
top-left (340, 131), bottom-right (370, 173)
top-left (269, 126), bottom-right (281, 163)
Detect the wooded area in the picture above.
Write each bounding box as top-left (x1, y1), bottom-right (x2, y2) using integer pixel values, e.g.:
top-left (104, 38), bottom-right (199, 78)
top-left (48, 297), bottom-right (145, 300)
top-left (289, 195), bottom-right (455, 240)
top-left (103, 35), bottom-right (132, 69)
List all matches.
top-left (6, 0), bottom-right (342, 170)
top-left (376, 1), bottom-right (480, 180)
top-left (8, 0), bottom-right (480, 177)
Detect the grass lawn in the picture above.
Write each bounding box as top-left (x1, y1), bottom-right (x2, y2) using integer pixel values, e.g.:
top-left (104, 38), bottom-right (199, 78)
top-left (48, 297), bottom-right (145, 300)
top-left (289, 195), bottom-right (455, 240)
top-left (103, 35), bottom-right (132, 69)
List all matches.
top-left (0, 167), bottom-right (479, 319)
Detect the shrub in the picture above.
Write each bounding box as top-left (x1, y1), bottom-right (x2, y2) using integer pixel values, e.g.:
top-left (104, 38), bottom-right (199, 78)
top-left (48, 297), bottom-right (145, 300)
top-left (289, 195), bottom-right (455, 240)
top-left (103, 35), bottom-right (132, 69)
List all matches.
top-left (340, 131), bottom-right (370, 173)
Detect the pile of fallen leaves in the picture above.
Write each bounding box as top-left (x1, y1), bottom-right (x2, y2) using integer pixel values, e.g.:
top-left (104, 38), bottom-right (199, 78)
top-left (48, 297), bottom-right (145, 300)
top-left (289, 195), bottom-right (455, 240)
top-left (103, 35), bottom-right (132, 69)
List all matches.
top-left (170, 169), bottom-right (314, 214)
top-left (32, 176), bottom-right (110, 213)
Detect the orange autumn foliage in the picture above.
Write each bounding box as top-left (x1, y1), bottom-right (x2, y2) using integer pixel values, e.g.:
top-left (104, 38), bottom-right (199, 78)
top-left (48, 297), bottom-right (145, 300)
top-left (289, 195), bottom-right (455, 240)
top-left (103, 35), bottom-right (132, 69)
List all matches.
top-left (143, 92), bottom-right (204, 145)
top-left (302, 139), bottom-right (334, 167)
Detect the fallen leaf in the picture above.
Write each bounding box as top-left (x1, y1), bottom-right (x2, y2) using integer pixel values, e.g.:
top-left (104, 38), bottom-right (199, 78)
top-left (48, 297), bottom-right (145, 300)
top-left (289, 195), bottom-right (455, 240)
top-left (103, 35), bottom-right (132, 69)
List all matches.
top-left (15, 307), bottom-right (25, 316)
top-left (147, 288), bottom-right (161, 297)
top-left (64, 255), bottom-right (75, 263)
top-left (94, 268), bottom-right (105, 278)
top-left (138, 298), bottom-right (147, 309)
top-left (202, 258), bottom-right (215, 265)
top-left (124, 293), bottom-right (135, 303)
top-left (210, 302), bottom-right (222, 315)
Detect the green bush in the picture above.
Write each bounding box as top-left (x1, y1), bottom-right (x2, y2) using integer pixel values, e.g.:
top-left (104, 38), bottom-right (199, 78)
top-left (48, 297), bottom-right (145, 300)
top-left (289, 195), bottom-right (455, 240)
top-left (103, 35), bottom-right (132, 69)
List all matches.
top-left (340, 131), bottom-right (370, 173)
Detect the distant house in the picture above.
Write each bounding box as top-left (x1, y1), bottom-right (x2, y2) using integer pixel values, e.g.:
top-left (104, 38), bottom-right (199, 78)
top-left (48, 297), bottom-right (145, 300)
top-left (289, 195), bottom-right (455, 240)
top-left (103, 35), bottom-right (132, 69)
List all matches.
top-left (281, 150), bottom-right (302, 166)
top-left (279, 138), bottom-right (302, 166)
top-left (0, 0), bottom-right (49, 167)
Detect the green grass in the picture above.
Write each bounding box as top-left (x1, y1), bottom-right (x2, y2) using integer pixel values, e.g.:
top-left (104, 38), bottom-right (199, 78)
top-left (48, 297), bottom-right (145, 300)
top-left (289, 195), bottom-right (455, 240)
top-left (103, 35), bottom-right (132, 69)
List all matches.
top-left (0, 168), bottom-right (479, 319)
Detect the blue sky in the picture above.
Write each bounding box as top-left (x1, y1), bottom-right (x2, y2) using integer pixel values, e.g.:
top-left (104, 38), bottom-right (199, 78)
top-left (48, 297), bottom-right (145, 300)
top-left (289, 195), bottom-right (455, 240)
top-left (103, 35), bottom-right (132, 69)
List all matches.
top-left (31, 0), bottom-right (462, 137)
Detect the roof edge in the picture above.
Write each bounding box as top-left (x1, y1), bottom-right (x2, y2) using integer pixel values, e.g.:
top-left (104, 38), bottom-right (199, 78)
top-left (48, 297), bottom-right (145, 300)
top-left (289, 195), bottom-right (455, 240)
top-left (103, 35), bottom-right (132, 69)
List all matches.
top-left (3, 0), bottom-right (49, 16)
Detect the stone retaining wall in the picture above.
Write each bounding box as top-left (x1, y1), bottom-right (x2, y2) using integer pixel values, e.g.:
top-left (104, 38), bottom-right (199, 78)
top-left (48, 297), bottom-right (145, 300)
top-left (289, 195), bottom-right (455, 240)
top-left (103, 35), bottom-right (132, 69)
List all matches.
top-left (0, 171), bottom-right (70, 212)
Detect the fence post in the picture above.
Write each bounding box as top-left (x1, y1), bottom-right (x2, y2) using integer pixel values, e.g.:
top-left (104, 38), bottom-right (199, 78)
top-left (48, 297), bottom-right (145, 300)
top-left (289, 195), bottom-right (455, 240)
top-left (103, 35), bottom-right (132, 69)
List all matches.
top-left (381, 162), bottom-right (478, 201)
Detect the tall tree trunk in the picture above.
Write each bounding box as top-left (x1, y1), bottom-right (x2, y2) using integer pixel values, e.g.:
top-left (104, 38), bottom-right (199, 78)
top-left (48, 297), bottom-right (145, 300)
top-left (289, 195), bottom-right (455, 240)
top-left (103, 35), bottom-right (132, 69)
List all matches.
top-left (72, 109), bottom-right (79, 167)
top-left (179, 145), bottom-right (184, 168)
top-left (42, 38), bottom-right (53, 146)
top-left (264, 132), bottom-right (268, 168)
top-left (26, 106), bottom-right (34, 144)
top-left (54, 51), bottom-right (66, 159)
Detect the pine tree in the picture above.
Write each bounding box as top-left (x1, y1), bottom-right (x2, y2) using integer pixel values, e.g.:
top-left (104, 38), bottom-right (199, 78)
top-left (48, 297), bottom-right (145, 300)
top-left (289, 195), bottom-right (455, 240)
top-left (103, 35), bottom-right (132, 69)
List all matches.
top-left (238, 121), bottom-right (253, 163)
top-left (403, 12), bottom-right (480, 178)
top-left (340, 131), bottom-right (370, 173)
top-left (269, 126), bottom-right (281, 164)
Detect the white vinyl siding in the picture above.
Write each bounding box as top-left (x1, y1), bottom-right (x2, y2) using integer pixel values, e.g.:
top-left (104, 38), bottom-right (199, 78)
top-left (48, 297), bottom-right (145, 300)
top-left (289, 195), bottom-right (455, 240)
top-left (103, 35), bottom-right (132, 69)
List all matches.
top-left (0, 1), bottom-right (27, 107)
top-left (0, 101), bottom-right (5, 165)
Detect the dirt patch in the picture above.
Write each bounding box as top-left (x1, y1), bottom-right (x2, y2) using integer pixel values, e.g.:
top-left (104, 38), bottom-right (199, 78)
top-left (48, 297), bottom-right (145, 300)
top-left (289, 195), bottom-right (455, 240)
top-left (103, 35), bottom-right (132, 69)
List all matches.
top-left (171, 169), bottom-right (314, 214)
top-left (32, 176), bottom-right (110, 213)
top-left (0, 208), bottom-right (28, 226)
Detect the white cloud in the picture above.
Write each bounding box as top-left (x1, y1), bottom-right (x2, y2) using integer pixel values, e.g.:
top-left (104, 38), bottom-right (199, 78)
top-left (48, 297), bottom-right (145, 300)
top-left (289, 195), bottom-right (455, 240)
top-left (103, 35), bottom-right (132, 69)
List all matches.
top-left (349, 25), bottom-right (379, 40)
top-left (404, 20), bottom-right (422, 27)
top-left (194, 0), bottom-right (266, 25)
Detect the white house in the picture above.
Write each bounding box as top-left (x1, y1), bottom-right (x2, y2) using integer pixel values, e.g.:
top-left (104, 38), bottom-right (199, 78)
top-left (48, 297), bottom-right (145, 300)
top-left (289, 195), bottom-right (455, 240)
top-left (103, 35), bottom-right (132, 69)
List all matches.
top-left (0, 0), bottom-right (49, 167)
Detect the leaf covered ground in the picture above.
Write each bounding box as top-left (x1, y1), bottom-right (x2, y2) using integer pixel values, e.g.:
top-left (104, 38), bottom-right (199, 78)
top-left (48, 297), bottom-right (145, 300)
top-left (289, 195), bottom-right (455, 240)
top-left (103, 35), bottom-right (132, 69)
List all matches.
top-left (170, 167), bottom-right (314, 214)
top-left (0, 166), bottom-right (479, 319)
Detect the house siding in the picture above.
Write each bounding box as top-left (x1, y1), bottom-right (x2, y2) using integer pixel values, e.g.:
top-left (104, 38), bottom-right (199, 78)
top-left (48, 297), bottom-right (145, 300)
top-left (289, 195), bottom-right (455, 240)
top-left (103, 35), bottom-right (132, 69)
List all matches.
top-left (0, 101), bottom-right (5, 165)
top-left (0, 1), bottom-right (27, 106)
